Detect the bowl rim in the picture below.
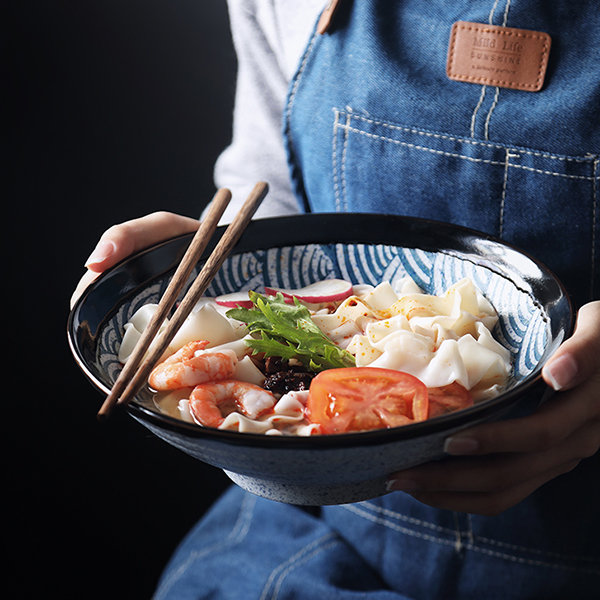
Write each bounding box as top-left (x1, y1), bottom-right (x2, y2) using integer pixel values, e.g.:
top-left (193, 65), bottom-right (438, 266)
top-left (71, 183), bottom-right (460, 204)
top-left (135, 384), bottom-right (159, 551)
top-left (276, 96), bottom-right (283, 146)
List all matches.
top-left (67, 213), bottom-right (574, 449)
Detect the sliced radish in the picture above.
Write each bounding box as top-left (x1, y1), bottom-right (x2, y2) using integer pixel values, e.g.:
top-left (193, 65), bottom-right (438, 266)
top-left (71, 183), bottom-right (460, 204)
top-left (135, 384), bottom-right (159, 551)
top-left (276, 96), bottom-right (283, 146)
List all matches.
top-left (215, 291), bottom-right (254, 308)
top-left (265, 279), bottom-right (353, 303)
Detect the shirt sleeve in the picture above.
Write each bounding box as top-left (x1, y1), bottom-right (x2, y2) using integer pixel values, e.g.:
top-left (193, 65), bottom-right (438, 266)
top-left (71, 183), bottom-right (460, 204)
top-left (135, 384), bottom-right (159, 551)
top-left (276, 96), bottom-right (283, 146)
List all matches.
top-left (212, 1), bottom-right (297, 222)
top-left (212, 0), bottom-right (323, 223)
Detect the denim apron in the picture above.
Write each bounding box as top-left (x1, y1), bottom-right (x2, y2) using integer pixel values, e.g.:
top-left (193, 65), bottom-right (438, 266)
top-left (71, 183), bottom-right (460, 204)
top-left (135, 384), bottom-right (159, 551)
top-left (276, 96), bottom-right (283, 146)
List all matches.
top-left (155, 2), bottom-right (599, 598)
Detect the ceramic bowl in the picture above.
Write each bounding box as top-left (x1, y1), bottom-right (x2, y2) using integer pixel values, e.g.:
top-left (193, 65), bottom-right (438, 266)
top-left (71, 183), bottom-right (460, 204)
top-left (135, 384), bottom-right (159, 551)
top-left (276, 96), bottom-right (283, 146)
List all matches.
top-left (68, 213), bottom-right (573, 505)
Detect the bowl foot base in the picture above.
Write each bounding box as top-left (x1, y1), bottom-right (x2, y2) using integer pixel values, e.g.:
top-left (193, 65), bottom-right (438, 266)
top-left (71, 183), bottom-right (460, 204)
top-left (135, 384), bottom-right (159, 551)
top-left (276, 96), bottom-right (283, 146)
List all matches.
top-left (224, 470), bottom-right (389, 506)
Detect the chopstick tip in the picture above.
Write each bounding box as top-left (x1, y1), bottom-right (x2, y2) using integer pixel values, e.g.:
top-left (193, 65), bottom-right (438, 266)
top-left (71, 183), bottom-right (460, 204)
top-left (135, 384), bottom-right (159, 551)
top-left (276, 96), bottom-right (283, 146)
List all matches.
top-left (97, 395), bottom-right (117, 422)
top-left (96, 409), bottom-right (111, 423)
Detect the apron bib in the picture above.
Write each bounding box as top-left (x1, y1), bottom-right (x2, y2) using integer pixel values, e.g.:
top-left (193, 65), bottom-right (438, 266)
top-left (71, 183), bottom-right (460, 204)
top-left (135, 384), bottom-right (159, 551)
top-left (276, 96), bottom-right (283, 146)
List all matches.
top-left (284, 1), bottom-right (600, 596)
top-left (284, 0), bottom-right (599, 309)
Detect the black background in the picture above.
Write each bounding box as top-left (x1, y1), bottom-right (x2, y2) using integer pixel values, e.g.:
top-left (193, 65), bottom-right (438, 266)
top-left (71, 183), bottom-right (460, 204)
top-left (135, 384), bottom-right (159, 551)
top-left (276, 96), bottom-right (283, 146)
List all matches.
top-left (8, 2), bottom-right (237, 597)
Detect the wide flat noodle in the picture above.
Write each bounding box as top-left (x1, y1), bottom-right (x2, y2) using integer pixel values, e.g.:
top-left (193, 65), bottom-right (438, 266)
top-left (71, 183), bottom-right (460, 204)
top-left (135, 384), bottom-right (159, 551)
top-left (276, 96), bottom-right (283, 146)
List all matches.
top-left (338, 278), bottom-right (511, 399)
top-left (180, 391), bottom-right (319, 436)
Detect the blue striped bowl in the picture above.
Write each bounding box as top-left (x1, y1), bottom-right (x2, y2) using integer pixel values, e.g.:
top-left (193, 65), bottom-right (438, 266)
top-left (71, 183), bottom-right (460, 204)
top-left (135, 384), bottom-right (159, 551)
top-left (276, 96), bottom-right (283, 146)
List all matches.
top-left (68, 214), bottom-right (573, 505)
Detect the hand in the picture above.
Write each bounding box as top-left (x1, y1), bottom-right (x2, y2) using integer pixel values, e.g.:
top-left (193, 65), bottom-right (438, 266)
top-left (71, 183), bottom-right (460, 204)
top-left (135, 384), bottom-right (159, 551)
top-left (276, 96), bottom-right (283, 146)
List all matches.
top-left (71, 211), bottom-right (200, 308)
top-left (387, 301), bottom-right (600, 516)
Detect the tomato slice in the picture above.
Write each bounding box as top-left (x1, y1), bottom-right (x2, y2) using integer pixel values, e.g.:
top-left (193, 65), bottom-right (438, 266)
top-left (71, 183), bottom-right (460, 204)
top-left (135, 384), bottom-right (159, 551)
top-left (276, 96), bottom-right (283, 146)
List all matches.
top-left (427, 383), bottom-right (473, 418)
top-left (306, 367), bottom-right (429, 434)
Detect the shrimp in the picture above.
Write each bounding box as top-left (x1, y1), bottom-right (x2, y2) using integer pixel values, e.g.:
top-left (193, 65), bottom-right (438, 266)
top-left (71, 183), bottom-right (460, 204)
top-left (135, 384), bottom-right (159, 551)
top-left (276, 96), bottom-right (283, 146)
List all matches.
top-left (148, 340), bottom-right (237, 391)
top-left (188, 380), bottom-right (277, 428)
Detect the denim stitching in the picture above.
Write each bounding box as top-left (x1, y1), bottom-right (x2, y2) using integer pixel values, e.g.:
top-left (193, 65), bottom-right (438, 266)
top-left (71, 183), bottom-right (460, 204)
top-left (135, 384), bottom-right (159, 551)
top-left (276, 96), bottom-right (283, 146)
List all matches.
top-left (351, 501), bottom-right (600, 568)
top-left (481, 0), bottom-right (512, 140)
top-left (474, 533), bottom-right (600, 564)
top-left (344, 125), bottom-right (505, 166)
top-left (358, 500), bottom-right (459, 535)
top-left (468, 0), bottom-right (501, 138)
top-left (344, 504), bottom-right (600, 574)
top-left (341, 110), bottom-right (351, 212)
top-left (500, 149), bottom-right (509, 236)
top-left (284, 30), bottom-right (318, 129)
top-left (361, 502), bottom-right (600, 563)
top-left (341, 122), bottom-right (595, 181)
top-left (333, 108), bottom-right (354, 212)
top-left (283, 23), bottom-right (320, 214)
top-left (484, 86), bottom-right (500, 140)
top-left (512, 163), bottom-right (592, 181)
top-left (270, 540), bottom-right (341, 600)
top-left (502, 0), bottom-right (513, 26)
top-left (342, 503), bottom-right (458, 546)
top-left (488, 0), bottom-right (501, 24)
top-left (462, 542), bottom-right (600, 575)
top-left (470, 86), bottom-right (488, 138)
top-left (153, 493), bottom-right (257, 599)
top-left (332, 109), bottom-right (342, 211)
top-left (499, 149), bottom-right (520, 237)
top-left (465, 513), bottom-right (475, 546)
top-left (259, 533), bottom-right (339, 600)
top-left (344, 110), bottom-right (593, 163)
top-left (453, 512), bottom-right (465, 552)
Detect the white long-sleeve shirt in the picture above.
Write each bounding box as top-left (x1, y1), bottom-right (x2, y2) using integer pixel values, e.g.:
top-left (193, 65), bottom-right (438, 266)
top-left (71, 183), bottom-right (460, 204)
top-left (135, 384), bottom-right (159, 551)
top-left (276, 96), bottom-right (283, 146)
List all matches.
top-left (213, 1), bottom-right (325, 222)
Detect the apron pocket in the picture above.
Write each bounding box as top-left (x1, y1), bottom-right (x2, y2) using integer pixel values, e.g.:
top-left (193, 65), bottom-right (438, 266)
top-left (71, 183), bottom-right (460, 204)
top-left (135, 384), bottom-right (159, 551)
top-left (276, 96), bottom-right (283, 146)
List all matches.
top-left (332, 108), bottom-right (598, 303)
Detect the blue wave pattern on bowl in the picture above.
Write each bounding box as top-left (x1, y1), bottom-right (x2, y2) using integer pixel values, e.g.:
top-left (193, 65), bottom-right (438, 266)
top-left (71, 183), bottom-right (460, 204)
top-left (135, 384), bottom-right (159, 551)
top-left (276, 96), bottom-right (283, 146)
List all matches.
top-left (97, 243), bottom-right (547, 388)
top-left (98, 281), bottom-right (165, 385)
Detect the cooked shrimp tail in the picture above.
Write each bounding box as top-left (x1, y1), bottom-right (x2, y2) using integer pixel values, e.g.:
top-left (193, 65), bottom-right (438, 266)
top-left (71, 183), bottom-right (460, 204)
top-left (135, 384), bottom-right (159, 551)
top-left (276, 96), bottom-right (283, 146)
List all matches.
top-left (188, 380), bottom-right (277, 428)
top-left (148, 340), bottom-right (238, 391)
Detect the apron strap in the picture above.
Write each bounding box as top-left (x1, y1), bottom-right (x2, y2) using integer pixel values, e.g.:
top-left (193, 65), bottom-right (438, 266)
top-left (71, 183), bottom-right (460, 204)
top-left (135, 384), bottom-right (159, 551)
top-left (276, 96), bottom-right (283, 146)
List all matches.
top-left (317, 0), bottom-right (346, 34)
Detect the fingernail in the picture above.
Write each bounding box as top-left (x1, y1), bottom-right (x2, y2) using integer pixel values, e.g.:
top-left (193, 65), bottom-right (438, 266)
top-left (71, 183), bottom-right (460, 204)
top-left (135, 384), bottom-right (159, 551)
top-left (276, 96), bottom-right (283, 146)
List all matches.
top-left (543, 354), bottom-right (578, 391)
top-left (385, 478), bottom-right (419, 492)
top-left (444, 436), bottom-right (479, 455)
top-left (85, 240), bottom-right (115, 268)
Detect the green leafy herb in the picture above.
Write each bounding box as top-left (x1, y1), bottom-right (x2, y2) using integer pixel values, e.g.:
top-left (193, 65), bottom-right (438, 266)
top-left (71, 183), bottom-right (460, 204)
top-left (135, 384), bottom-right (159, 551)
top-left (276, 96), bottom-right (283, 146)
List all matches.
top-left (226, 291), bottom-right (356, 372)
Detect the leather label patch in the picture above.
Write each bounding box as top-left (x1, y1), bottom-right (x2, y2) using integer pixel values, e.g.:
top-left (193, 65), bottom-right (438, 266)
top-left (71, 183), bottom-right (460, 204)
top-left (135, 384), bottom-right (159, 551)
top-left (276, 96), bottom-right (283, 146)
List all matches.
top-left (447, 21), bottom-right (551, 92)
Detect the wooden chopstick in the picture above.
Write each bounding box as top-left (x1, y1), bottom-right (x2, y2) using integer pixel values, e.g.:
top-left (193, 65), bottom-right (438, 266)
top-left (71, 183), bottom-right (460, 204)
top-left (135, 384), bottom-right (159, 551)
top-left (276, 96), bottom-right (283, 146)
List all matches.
top-left (97, 181), bottom-right (269, 420)
top-left (97, 187), bottom-right (232, 419)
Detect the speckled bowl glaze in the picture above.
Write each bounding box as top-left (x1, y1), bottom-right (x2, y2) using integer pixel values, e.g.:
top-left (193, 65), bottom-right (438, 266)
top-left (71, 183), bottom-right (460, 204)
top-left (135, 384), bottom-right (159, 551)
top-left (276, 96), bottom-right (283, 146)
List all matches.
top-left (68, 214), bottom-right (573, 505)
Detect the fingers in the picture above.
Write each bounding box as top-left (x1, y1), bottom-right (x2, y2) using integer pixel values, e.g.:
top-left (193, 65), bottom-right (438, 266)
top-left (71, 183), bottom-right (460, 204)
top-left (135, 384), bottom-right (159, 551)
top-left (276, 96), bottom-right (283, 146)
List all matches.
top-left (387, 418), bottom-right (598, 514)
top-left (84, 212), bottom-right (200, 273)
top-left (393, 417), bottom-right (598, 493)
top-left (387, 396), bottom-right (600, 514)
top-left (406, 459), bottom-right (579, 516)
top-left (443, 379), bottom-right (599, 457)
top-left (71, 211), bottom-right (200, 309)
top-left (542, 301), bottom-right (600, 391)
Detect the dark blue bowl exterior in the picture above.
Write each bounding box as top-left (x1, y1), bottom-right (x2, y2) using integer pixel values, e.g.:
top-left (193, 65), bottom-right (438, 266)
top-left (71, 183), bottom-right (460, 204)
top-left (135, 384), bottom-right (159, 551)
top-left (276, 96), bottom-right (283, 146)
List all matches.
top-left (67, 214), bottom-right (573, 502)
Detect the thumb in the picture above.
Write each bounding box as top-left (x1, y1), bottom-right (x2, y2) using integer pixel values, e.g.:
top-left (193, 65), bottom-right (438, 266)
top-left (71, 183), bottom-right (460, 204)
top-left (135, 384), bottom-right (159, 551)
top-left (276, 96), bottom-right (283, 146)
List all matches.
top-left (542, 301), bottom-right (600, 391)
top-left (72, 212), bottom-right (200, 308)
top-left (84, 212), bottom-right (200, 273)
